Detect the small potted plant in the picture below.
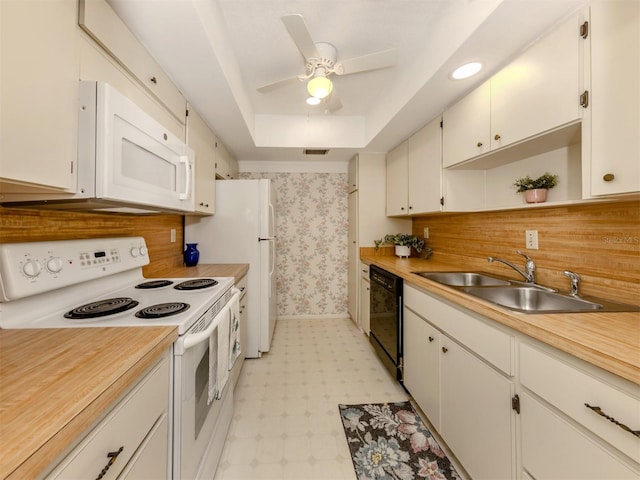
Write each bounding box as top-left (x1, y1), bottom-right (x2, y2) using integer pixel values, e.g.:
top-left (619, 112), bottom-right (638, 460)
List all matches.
top-left (374, 233), bottom-right (429, 258)
top-left (513, 172), bottom-right (558, 203)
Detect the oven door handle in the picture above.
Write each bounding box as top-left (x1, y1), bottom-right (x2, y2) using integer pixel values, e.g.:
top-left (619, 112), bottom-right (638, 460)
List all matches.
top-left (174, 288), bottom-right (241, 355)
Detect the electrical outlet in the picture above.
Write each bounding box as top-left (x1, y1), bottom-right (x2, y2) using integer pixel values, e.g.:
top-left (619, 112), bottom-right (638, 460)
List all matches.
top-left (525, 230), bottom-right (539, 249)
top-left (170, 228), bottom-right (176, 243)
top-left (423, 227), bottom-right (429, 239)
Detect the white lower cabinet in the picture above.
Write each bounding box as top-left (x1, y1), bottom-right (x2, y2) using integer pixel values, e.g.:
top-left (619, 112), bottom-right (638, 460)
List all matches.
top-left (44, 351), bottom-right (171, 479)
top-left (403, 308), bottom-right (440, 431)
top-left (402, 282), bottom-right (640, 480)
top-left (440, 339), bottom-right (515, 480)
top-left (359, 265), bottom-right (371, 335)
top-left (520, 392), bottom-right (638, 479)
top-left (403, 285), bottom-right (515, 479)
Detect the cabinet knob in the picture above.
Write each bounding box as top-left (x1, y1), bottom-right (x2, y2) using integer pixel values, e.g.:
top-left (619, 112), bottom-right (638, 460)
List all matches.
top-left (476, 141), bottom-right (483, 148)
top-left (409, 206), bottom-right (413, 210)
top-left (150, 76), bottom-right (157, 84)
top-left (603, 173), bottom-right (615, 182)
top-left (428, 336), bottom-right (434, 342)
top-left (400, 207), bottom-right (405, 211)
top-left (494, 134), bottom-right (501, 141)
top-left (442, 346), bottom-right (448, 353)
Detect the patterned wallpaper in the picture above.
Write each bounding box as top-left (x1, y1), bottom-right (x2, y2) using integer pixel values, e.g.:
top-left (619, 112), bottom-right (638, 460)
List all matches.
top-left (240, 172), bottom-right (349, 318)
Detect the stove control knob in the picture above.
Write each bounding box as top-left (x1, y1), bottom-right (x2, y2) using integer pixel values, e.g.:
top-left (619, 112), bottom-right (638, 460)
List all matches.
top-left (46, 257), bottom-right (64, 274)
top-left (130, 247), bottom-right (140, 257)
top-left (139, 246), bottom-right (148, 257)
top-left (22, 260), bottom-right (43, 278)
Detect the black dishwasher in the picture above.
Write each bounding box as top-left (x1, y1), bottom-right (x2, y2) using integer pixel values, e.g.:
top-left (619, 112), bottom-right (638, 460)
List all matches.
top-left (369, 265), bottom-right (403, 382)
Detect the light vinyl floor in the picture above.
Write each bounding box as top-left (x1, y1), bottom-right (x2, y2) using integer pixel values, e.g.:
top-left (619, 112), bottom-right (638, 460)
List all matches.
top-left (214, 317), bottom-right (409, 480)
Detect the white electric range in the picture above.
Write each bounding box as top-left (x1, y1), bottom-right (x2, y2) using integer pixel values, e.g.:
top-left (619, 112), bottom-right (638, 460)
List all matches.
top-left (0, 237), bottom-right (241, 479)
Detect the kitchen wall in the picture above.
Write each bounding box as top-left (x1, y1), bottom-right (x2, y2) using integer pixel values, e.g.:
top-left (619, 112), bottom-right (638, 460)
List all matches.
top-left (0, 207), bottom-right (184, 278)
top-left (411, 199), bottom-right (640, 305)
top-left (240, 172), bottom-right (350, 318)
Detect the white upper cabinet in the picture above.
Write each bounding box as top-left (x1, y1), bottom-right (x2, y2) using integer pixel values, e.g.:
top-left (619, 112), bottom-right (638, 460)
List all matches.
top-left (79, 0), bottom-right (186, 125)
top-left (215, 139), bottom-right (238, 180)
top-left (442, 81), bottom-right (491, 168)
top-left (386, 117), bottom-right (442, 216)
top-left (407, 118), bottom-right (443, 214)
top-left (490, 13), bottom-right (582, 150)
top-left (385, 141), bottom-right (409, 216)
top-left (584, 0), bottom-right (640, 197)
top-left (443, 11), bottom-right (582, 169)
top-left (0, 0), bottom-right (79, 193)
top-left (186, 108), bottom-right (216, 215)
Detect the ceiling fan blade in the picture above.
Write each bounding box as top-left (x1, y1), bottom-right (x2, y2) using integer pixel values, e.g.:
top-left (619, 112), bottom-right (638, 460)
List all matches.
top-left (334, 48), bottom-right (398, 75)
top-left (281, 14), bottom-right (319, 61)
top-left (257, 75), bottom-right (301, 93)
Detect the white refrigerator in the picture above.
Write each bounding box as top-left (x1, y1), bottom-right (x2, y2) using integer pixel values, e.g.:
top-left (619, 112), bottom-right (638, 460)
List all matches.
top-left (185, 179), bottom-right (276, 358)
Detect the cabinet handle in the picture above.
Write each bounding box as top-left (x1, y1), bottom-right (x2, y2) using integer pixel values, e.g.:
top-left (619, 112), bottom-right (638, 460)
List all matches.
top-left (476, 141), bottom-right (483, 148)
top-left (494, 134), bottom-right (501, 141)
top-left (603, 173), bottom-right (615, 182)
top-left (150, 76), bottom-right (157, 84)
top-left (95, 446), bottom-right (124, 480)
top-left (428, 336), bottom-right (434, 342)
top-left (441, 346), bottom-right (448, 353)
top-left (584, 404), bottom-right (640, 438)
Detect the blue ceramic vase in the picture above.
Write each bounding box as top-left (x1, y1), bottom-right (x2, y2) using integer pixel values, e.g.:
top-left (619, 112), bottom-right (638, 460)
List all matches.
top-left (183, 243), bottom-right (199, 267)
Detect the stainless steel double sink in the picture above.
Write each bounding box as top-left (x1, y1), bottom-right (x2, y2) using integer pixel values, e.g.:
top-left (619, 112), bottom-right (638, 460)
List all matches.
top-left (412, 271), bottom-right (640, 314)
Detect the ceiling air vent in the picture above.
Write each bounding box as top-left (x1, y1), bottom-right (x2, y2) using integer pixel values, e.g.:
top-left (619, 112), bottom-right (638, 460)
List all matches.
top-left (303, 148), bottom-right (330, 156)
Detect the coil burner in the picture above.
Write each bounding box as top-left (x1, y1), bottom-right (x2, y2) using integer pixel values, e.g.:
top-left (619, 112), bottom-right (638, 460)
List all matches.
top-left (64, 298), bottom-right (139, 319)
top-left (174, 278), bottom-right (218, 290)
top-left (135, 302), bottom-right (191, 319)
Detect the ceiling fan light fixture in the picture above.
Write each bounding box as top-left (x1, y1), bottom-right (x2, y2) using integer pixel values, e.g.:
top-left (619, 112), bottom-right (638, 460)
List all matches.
top-left (450, 62), bottom-right (483, 80)
top-left (306, 96), bottom-right (322, 106)
top-left (307, 76), bottom-right (333, 99)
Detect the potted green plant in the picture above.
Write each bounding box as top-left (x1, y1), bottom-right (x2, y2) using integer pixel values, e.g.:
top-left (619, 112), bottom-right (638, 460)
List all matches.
top-left (374, 233), bottom-right (430, 258)
top-left (513, 172), bottom-right (558, 203)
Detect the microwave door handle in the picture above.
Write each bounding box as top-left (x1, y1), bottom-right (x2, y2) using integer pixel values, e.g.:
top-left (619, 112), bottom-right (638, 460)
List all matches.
top-left (175, 288), bottom-right (241, 354)
top-left (179, 155), bottom-right (191, 200)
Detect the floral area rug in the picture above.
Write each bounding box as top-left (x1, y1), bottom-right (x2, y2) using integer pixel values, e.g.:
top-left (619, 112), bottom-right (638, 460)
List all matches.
top-left (339, 402), bottom-right (461, 480)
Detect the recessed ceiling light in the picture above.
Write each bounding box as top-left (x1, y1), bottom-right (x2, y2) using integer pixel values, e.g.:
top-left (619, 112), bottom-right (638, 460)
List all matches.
top-left (306, 96), bottom-right (322, 106)
top-left (450, 62), bottom-right (483, 80)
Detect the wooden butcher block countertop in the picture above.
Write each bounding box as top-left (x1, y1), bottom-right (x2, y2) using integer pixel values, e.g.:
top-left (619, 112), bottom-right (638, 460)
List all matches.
top-left (157, 263), bottom-right (249, 283)
top-left (362, 255), bottom-right (640, 385)
top-left (0, 327), bottom-right (177, 480)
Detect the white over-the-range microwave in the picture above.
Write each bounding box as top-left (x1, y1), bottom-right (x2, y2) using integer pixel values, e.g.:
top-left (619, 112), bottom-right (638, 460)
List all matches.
top-left (2, 81), bottom-right (195, 214)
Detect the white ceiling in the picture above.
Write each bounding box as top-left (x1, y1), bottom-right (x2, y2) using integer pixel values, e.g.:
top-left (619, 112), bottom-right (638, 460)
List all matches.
top-left (108, 0), bottom-right (588, 165)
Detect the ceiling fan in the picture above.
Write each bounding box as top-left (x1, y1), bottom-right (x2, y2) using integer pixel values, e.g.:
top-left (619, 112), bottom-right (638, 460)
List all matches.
top-left (257, 14), bottom-right (398, 111)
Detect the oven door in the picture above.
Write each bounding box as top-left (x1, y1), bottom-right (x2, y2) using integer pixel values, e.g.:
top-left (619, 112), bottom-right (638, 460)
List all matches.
top-left (172, 289), bottom-right (240, 480)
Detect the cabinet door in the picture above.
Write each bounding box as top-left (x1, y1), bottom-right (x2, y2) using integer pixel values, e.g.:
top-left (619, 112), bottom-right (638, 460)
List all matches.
top-left (348, 155), bottom-right (358, 193)
top-left (408, 117), bottom-right (442, 214)
top-left (588, 0), bottom-right (640, 196)
top-left (440, 339), bottom-right (514, 479)
top-left (0, 0), bottom-right (78, 192)
top-left (442, 81), bottom-right (491, 168)
top-left (403, 308), bottom-right (441, 431)
top-left (360, 276), bottom-right (370, 335)
top-left (385, 141), bottom-right (409, 215)
top-left (347, 192), bottom-right (359, 325)
top-left (186, 108), bottom-right (216, 214)
top-left (520, 392), bottom-right (638, 479)
top-left (491, 13), bottom-right (581, 150)
top-left (215, 138), bottom-right (237, 179)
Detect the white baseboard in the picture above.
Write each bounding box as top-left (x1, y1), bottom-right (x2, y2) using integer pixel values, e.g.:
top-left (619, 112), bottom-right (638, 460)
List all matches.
top-left (277, 314), bottom-right (351, 321)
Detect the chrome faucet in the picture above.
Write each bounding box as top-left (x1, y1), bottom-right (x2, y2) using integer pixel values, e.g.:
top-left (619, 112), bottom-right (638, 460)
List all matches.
top-left (563, 270), bottom-right (581, 296)
top-left (488, 250), bottom-right (536, 283)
